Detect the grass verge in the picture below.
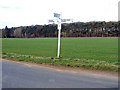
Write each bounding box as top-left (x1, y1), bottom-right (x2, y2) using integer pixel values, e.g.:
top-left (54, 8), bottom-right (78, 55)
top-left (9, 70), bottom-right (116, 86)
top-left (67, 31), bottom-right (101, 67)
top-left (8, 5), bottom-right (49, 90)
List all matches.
top-left (2, 52), bottom-right (119, 71)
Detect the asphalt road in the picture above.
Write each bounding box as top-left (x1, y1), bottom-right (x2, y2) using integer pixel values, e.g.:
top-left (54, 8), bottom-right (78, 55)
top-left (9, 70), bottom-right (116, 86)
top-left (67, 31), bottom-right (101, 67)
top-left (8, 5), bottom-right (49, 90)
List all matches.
top-left (2, 60), bottom-right (118, 88)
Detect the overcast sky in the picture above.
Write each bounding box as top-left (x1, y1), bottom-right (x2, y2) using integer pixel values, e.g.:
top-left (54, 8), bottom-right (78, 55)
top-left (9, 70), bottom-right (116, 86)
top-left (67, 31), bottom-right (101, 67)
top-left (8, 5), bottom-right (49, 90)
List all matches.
top-left (0, 0), bottom-right (119, 29)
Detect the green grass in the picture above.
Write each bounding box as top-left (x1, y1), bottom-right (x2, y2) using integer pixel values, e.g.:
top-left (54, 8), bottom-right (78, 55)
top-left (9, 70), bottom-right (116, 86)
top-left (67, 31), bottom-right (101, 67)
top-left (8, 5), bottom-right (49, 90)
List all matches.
top-left (2, 37), bottom-right (119, 71)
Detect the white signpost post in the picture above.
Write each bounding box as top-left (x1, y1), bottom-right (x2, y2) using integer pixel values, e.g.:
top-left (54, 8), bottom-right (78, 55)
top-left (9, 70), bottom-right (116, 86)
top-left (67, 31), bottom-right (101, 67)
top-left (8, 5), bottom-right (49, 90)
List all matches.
top-left (49, 13), bottom-right (73, 58)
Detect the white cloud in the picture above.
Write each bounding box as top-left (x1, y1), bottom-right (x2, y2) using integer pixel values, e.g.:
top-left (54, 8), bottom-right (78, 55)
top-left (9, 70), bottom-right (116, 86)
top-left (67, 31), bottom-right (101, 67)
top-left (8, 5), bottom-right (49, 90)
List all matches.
top-left (0, 0), bottom-right (119, 28)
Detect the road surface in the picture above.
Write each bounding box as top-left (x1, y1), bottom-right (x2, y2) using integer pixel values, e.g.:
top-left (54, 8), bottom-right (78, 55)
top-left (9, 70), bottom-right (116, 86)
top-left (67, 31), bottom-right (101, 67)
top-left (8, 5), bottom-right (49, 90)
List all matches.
top-left (2, 60), bottom-right (118, 88)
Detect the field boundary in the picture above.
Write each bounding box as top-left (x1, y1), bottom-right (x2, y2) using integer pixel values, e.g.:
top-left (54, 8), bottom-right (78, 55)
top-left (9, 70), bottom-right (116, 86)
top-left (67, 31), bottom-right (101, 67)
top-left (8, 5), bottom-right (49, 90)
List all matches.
top-left (2, 52), bottom-right (119, 71)
top-left (2, 58), bottom-right (118, 78)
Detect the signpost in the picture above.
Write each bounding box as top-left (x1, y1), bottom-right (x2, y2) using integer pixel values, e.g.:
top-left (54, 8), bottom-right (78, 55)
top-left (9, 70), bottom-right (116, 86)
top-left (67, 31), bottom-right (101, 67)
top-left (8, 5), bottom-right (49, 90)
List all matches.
top-left (49, 13), bottom-right (73, 58)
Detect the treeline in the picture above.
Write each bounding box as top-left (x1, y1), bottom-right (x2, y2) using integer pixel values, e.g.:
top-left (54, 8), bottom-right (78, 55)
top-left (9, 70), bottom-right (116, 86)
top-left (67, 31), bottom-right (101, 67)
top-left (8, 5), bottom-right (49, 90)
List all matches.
top-left (1, 21), bottom-right (120, 38)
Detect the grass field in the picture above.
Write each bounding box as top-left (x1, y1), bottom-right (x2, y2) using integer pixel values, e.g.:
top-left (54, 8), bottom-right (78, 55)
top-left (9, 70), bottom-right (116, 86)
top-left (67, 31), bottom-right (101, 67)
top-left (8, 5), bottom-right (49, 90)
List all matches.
top-left (2, 37), bottom-right (119, 71)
